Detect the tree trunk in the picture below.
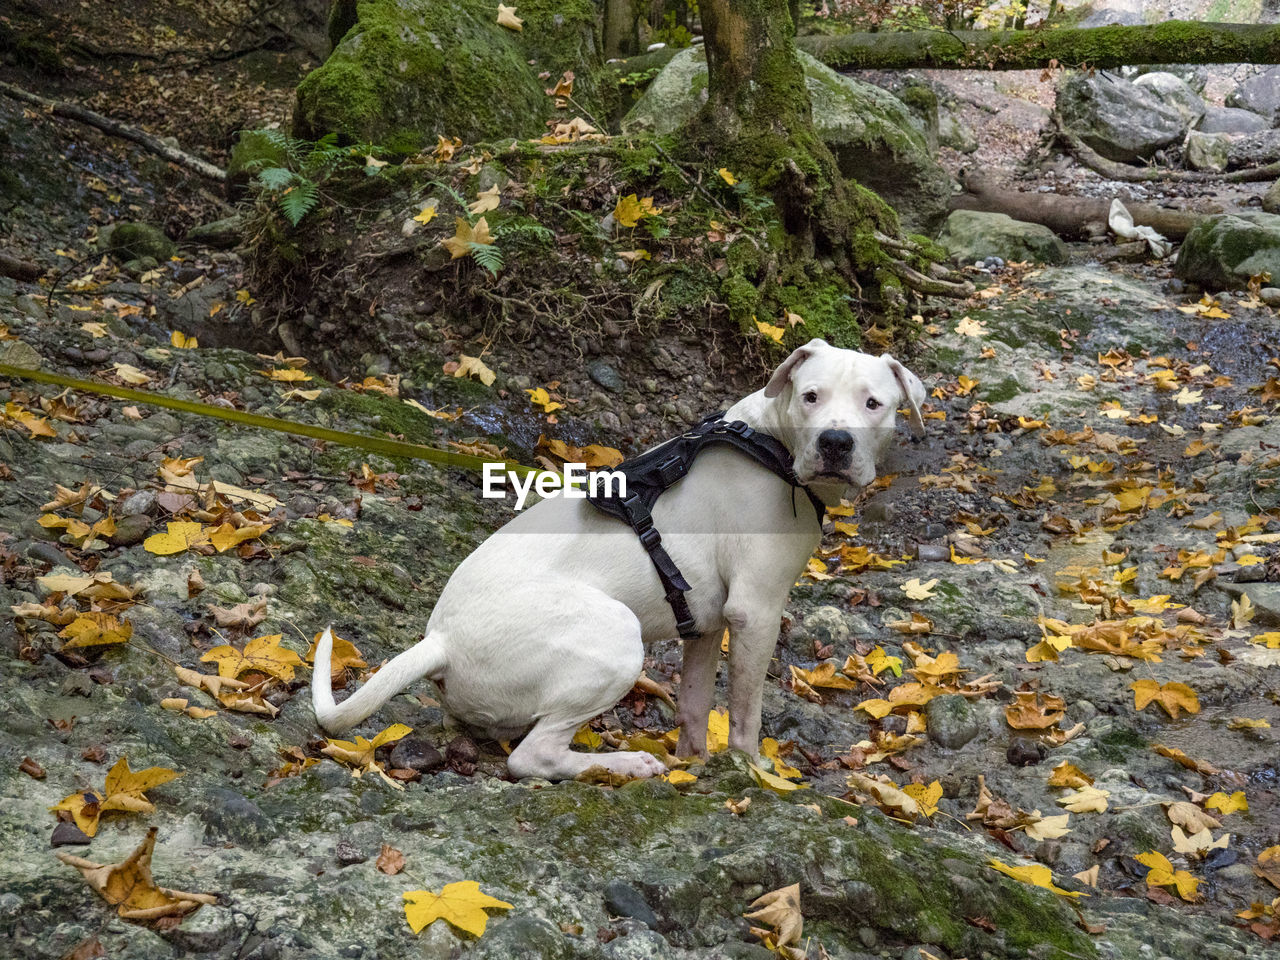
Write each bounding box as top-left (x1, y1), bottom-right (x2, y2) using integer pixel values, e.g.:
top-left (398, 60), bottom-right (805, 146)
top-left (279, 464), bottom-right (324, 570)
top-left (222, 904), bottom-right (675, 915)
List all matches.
top-left (617, 20), bottom-right (1280, 75)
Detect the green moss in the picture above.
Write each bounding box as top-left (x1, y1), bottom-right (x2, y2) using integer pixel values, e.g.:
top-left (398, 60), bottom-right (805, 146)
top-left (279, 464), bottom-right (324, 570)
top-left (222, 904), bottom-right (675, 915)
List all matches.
top-left (1097, 725), bottom-right (1147, 762)
top-left (982, 376), bottom-right (1022, 404)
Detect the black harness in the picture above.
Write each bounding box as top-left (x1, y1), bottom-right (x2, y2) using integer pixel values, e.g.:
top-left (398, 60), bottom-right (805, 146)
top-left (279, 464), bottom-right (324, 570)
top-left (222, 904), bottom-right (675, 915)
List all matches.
top-left (587, 413), bottom-right (826, 640)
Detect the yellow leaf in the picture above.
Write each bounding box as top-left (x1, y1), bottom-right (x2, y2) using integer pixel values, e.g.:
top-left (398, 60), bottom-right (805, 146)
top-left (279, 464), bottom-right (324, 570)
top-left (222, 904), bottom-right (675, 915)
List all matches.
top-left (282, 388), bottom-right (322, 401)
top-left (901, 577), bottom-right (938, 600)
top-left (433, 135), bottom-right (462, 162)
top-left (1205, 791), bottom-right (1248, 815)
top-left (1129, 679), bottom-right (1200, 719)
top-left (81, 322), bottom-right (110, 338)
top-left (1025, 813), bottom-right (1072, 841)
top-left (468, 185), bottom-right (501, 215)
top-left (201, 634), bottom-right (304, 681)
top-left (59, 612), bottom-right (132, 648)
top-left (143, 521), bottom-right (210, 556)
top-left (304, 631), bottom-right (368, 680)
top-left (1135, 850), bottom-right (1201, 901)
top-left (1232, 593), bottom-right (1256, 630)
top-left (613, 194), bottom-right (660, 228)
top-left (1056, 786), bottom-right (1110, 814)
top-left (760, 738), bottom-right (803, 780)
top-left (902, 780), bottom-right (942, 817)
top-left (112, 363), bottom-right (151, 385)
top-left (169, 331), bottom-right (198, 349)
top-left (1171, 825), bottom-right (1230, 856)
top-left (955, 316), bottom-right (987, 337)
top-left (748, 761), bottom-right (808, 794)
top-left (706, 709), bottom-right (729, 753)
top-left (49, 757), bottom-right (181, 837)
top-left (258, 367), bottom-right (312, 382)
top-left (717, 167), bottom-right (737, 185)
top-left (1174, 387), bottom-right (1203, 405)
top-left (441, 217), bottom-right (495, 259)
top-left (865, 646), bottom-right (902, 676)
top-left (413, 201), bottom-right (438, 225)
top-left (524, 387), bottom-right (563, 413)
top-left (453, 354), bottom-right (496, 386)
top-left (1227, 717), bottom-right (1270, 730)
top-left (403, 881), bottom-right (513, 936)
top-left (207, 521), bottom-right (272, 553)
top-left (617, 249), bottom-right (650, 263)
top-left (1047, 762), bottom-right (1093, 789)
top-left (955, 374), bottom-right (979, 396)
top-left (662, 769), bottom-right (697, 786)
top-left (743, 883), bottom-right (803, 947)
top-left (988, 860), bottom-right (1084, 898)
top-left (495, 4), bottom-right (523, 30)
top-left (755, 319), bottom-right (785, 344)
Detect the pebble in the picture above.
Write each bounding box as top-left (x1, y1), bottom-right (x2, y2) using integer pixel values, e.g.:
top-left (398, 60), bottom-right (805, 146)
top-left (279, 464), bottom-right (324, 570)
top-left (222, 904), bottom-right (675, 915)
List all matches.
top-left (1261, 287), bottom-right (1280, 306)
top-left (50, 821), bottom-right (91, 847)
top-left (107, 514), bottom-right (152, 547)
top-left (924, 695), bottom-right (979, 749)
top-left (1006, 737), bottom-right (1047, 766)
top-left (603, 879), bottom-right (660, 928)
top-left (388, 737), bottom-right (445, 773)
top-left (915, 543), bottom-right (949, 562)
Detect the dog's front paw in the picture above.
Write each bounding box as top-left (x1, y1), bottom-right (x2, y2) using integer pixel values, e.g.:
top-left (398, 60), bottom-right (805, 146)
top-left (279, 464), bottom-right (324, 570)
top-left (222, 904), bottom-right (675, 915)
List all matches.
top-left (613, 750), bottom-right (668, 780)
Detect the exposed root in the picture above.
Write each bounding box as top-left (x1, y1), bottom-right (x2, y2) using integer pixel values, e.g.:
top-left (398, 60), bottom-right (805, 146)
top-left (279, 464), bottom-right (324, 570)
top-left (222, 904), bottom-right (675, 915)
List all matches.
top-left (873, 231), bottom-right (974, 298)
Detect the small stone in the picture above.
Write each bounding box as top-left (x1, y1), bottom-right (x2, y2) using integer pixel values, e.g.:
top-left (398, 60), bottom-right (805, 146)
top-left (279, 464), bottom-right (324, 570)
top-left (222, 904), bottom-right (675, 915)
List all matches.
top-left (1007, 737), bottom-right (1047, 766)
top-left (1260, 287), bottom-right (1280, 306)
top-left (915, 543), bottom-right (950, 562)
top-left (861, 500), bottom-right (895, 524)
top-left (920, 522), bottom-right (947, 541)
top-left (924, 695), bottom-right (979, 749)
top-left (118, 489), bottom-right (157, 516)
top-left (603, 879), bottom-right (660, 929)
top-left (388, 738), bottom-right (444, 773)
top-left (50, 821), bottom-right (91, 847)
top-left (107, 514), bottom-right (152, 547)
top-left (335, 840), bottom-right (367, 866)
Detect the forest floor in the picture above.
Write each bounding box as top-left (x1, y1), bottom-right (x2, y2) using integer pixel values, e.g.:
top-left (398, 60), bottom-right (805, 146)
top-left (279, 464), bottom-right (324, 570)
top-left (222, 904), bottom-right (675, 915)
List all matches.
top-left (1, 7), bottom-right (1279, 960)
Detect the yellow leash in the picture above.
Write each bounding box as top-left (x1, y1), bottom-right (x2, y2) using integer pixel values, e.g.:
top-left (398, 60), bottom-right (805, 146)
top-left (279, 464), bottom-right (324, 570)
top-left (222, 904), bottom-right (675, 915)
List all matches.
top-left (0, 363), bottom-right (536, 477)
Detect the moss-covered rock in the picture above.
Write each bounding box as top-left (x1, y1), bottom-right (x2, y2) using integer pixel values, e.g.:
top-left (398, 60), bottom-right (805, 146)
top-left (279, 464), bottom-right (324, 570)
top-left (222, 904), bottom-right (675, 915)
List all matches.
top-left (293, 0), bottom-right (609, 148)
top-left (621, 48), bottom-right (953, 232)
top-left (937, 210), bottom-right (1068, 265)
top-left (104, 222), bottom-right (175, 263)
top-left (227, 129), bottom-right (290, 185)
top-left (1174, 212), bottom-right (1280, 289)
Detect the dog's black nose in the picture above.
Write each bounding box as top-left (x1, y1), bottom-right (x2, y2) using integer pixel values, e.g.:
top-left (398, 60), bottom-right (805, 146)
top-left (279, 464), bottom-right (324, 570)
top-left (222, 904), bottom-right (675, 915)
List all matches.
top-left (817, 429), bottom-right (854, 463)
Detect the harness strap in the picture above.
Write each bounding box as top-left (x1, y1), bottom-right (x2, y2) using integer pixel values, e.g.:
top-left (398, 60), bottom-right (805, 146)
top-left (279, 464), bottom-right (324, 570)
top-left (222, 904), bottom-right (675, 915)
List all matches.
top-left (588, 414), bottom-right (825, 640)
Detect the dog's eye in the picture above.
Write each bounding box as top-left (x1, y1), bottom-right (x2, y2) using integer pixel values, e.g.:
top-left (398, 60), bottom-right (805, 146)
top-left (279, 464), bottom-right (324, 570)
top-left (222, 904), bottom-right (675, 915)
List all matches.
top-left (803, 391), bottom-right (818, 404)
top-left (866, 397), bottom-right (882, 410)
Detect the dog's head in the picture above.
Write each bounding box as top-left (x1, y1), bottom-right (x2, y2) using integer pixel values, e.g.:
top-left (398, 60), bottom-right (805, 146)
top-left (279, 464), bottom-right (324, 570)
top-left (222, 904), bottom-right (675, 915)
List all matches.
top-left (760, 338), bottom-right (926, 490)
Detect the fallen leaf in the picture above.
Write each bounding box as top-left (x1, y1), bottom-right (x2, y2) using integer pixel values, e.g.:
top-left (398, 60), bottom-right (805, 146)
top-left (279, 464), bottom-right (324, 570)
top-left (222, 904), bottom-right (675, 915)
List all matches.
top-left (201, 634), bottom-right (304, 681)
top-left (468, 185), bottom-right (501, 215)
top-left (496, 4), bottom-right (522, 30)
top-left (744, 883), bottom-right (802, 946)
top-left (1135, 850), bottom-right (1201, 902)
top-left (59, 612), bottom-right (132, 648)
top-left (1130, 679), bottom-right (1199, 719)
top-left (377, 844), bottom-right (405, 875)
top-left (717, 168), bottom-right (738, 186)
top-left (403, 880), bottom-right (513, 936)
top-left (901, 577), bottom-right (939, 600)
top-left (49, 757), bottom-right (181, 837)
top-left (1057, 786), bottom-right (1110, 814)
top-left (1205, 790), bottom-right (1249, 815)
top-left (143, 521), bottom-right (210, 556)
top-left (988, 860), bottom-right (1083, 898)
top-left (451, 354), bottom-right (496, 386)
top-left (304, 630), bottom-right (368, 680)
top-left (441, 217), bottom-right (495, 260)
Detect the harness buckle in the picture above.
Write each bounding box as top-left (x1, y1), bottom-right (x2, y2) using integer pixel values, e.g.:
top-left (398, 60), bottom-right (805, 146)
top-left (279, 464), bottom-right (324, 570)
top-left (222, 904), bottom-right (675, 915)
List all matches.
top-left (637, 526), bottom-right (662, 551)
top-left (655, 455), bottom-right (687, 487)
top-left (725, 420), bottom-right (754, 439)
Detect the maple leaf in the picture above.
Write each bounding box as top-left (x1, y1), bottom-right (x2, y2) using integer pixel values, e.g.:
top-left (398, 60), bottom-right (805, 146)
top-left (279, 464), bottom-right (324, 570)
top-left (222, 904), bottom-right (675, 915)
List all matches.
top-left (1205, 790), bottom-right (1249, 815)
top-left (613, 194), bottom-right (661, 228)
top-left (1005, 690), bottom-right (1066, 730)
top-left (169, 331), bottom-right (198, 349)
top-left (717, 167), bottom-right (738, 185)
top-left (1257, 845), bottom-right (1280, 891)
top-left (706, 709), bottom-right (730, 753)
top-left (790, 661), bottom-right (858, 693)
top-left (524, 387), bottom-right (563, 413)
top-left (201, 634), bottom-right (304, 681)
top-left (755, 318), bottom-right (785, 344)
top-left (1048, 762), bottom-right (1093, 789)
top-left (449, 353), bottom-right (496, 386)
top-left (143, 521), bottom-right (210, 556)
top-left (207, 598), bottom-right (268, 631)
top-left (988, 860), bottom-right (1083, 898)
top-left (846, 772), bottom-right (923, 819)
top-left (160, 697), bottom-right (218, 720)
top-left (1171, 825), bottom-right (1230, 857)
top-left (258, 367), bottom-right (312, 382)
top-left (744, 883), bottom-right (803, 947)
top-left (56, 828), bottom-right (216, 922)
top-left (111, 362), bottom-right (151, 385)
top-left (174, 664), bottom-right (250, 699)
top-left (304, 630), bottom-right (368, 680)
top-left (59, 612), bottom-right (132, 648)
top-left (50, 757), bottom-right (181, 837)
top-left (748, 761), bottom-right (808, 794)
top-left (468, 185), bottom-right (501, 215)
top-left (1231, 593), bottom-right (1256, 629)
top-left (663, 769), bottom-right (698, 786)
top-left (1025, 813), bottom-right (1072, 841)
top-left (441, 217), bottom-right (494, 259)
top-left (901, 577), bottom-right (938, 600)
top-left (955, 316), bottom-right (987, 337)
top-left (1165, 801), bottom-right (1221, 834)
top-left (1056, 786), bottom-right (1110, 814)
top-left (1135, 851), bottom-right (1201, 901)
top-left (495, 3), bottom-right (522, 30)
top-left (760, 738), bottom-right (802, 780)
top-left (902, 780), bottom-right (942, 817)
top-left (1130, 679), bottom-right (1199, 719)
top-left (865, 646), bottom-right (902, 677)
top-left (322, 723), bottom-right (413, 772)
top-left (404, 881), bottom-right (513, 936)
top-left (377, 844), bottom-right (405, 875)
top-left (433, 135), bottom-right (462, 162)
top-left (207, 521), bottom-right (272, 553)
top-left (412, 200), bottom-right (438, 225)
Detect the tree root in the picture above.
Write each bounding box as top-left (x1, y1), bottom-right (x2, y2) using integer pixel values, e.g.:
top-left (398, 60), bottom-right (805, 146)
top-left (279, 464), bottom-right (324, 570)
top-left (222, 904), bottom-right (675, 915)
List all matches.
top-left (0, 80), bottom-right (226, 182)
top-left (1053, 114), bottom-right (1280, 184)
top-left (873, 231), bottom-right (974, 298)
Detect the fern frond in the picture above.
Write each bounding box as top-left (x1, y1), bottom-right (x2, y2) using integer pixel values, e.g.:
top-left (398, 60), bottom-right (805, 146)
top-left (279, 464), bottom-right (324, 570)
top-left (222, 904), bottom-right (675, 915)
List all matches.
top-left (279, 182), bottom-right (320, 227)
top-left (468, 242), bottom-right (504, 277)
top-left (256, 166), bottom-right (296, 191)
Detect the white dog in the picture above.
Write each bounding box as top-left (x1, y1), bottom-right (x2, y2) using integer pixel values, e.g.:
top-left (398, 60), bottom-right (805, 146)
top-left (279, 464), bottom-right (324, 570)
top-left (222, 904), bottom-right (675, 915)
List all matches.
top-left (313, 339), bottom-right (926, 780)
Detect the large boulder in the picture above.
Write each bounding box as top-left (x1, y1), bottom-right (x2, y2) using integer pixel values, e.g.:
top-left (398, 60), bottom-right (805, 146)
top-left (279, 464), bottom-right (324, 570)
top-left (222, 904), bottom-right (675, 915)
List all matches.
top-left (1057, 71), bottom-right (1186, 162)
top-left (293, 0), bottom-right (605, 147)
top-left (1184, 131), bottom-right (1230, 173)
top-left (1227, 66), bottom-right (1280, 126)
top-left (1198, 105), bottom-right (1270, 135)
top-left (622, 48), bottom-right (953, 232)
top-left (1175, 213), bottom-right (1280, 289)
top-left (937, 210), bottom-right (1068, 265)
top-left (1132, 71), bottom-right (1206, 129)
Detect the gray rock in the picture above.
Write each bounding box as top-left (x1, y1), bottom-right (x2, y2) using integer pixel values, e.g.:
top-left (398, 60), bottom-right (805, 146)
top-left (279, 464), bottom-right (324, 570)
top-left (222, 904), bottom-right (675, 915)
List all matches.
top-left (588, 360), bottom-right (625, 393)
top-left (201, 788), bottom-right (278, 847)
top-left (1261, 286), bottom-right (1280, 306)
top-left (1082, 7), bottom-right (1142, 26)
top-left (623, 48), bottom-right (953, 232)
top-left (1133, 72), bottom-right (1206, 128)
top-left (1174, 212), bottom-right (1280, 289)
top-left (924, 694), bottom-right (979, 749)
top-left (937, 210), bottom-right (1068, 266)
top-left (388, 737), bottom-right (444, 773)
top-left (1197, 104), bottom-right (1270, 134)
top-left (186, 216), bottom-right (244, 249)
top-left (1226, 66), bottom-right (1280, 126)
top-left (1264, 178), bottom-right (1280, 215)
top-left (1132, 63), bottom-right (1208, 93)
top-left (603, 879), bottom-right (660, 928)
top-left (938, 107), bottom-right (978, 154)
top-left (1185, 131), bottom-right (1230, 173)
top-left (1057, 71), bottom-right (1186, 162)
top-left (107, 513), bottom-right (152, 547)
top-left (801, 605), bottom-right (852, 647)
top-left (50, 821), bottom-right (91, 847)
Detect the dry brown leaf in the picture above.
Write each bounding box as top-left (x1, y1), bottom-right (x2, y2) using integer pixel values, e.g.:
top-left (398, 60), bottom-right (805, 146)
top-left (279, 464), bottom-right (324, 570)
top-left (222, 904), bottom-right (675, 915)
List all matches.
top-left (206, 598), bottom-right (268, 631)
top-left (377, 844), bottom-right (405, 875)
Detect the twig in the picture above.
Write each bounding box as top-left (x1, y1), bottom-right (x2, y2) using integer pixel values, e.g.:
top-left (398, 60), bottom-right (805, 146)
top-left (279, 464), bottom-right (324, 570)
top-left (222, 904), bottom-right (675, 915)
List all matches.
top-left (0, 80), bottom-right (226, 182)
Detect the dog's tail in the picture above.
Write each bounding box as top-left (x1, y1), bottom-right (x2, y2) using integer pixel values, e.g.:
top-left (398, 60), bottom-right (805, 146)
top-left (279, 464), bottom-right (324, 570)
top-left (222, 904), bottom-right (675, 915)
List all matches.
top-left (311, 626), bottom-right (446, 734)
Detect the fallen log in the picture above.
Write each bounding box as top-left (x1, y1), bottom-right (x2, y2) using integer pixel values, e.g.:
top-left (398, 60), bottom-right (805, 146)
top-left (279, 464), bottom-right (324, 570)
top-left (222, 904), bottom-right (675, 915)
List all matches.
top-left (0, 80), bottom-right (226, 182)
top-left (615, 21), bottom-right (1280, 75)
top-left (951, 174), bottom-right (1209, 240)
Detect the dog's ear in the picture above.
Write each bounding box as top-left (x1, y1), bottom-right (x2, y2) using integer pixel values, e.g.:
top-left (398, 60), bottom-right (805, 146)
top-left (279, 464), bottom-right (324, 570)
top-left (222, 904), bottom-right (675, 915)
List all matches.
top-left (764, 339), bottom-right (828, 398)
top-left (884, 355), bottom-right (926, 439)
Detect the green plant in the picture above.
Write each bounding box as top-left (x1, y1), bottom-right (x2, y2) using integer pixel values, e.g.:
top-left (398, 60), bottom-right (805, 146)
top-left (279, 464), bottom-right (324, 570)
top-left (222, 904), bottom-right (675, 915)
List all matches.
top-left (244, 130), bottom-right (384, 226)
top-left (618, 67), bottom-right (661, 89)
